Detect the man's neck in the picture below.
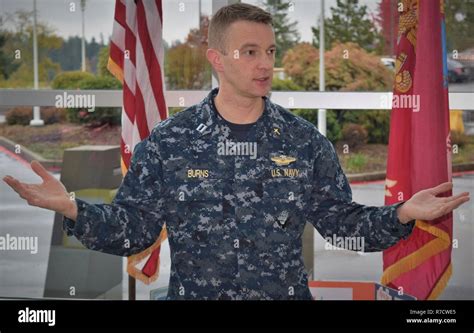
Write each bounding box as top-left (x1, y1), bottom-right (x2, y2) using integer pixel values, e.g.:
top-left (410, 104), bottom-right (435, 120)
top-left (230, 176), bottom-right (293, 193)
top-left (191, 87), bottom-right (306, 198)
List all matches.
top-left (214, 88), bottom-right (264, 125)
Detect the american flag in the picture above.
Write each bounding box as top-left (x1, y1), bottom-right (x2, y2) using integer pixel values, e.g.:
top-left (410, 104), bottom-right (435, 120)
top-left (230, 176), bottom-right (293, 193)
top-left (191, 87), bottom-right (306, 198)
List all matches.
top-left (108, 0), bottom-right (168, 285)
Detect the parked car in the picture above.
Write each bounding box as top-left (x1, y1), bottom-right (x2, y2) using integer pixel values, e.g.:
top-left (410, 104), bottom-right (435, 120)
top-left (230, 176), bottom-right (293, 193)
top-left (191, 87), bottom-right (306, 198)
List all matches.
top-left (447, 58), bottom-right (470, 83)
top-left (380, 57), bottom-right (395, 71)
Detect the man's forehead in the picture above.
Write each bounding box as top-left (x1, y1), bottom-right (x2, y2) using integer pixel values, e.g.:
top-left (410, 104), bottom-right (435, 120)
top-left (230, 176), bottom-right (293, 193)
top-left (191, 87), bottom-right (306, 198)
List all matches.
top-left (226, 21), bottom-right (275, 40)
top-left (225, 20), bottom-right (275, 45)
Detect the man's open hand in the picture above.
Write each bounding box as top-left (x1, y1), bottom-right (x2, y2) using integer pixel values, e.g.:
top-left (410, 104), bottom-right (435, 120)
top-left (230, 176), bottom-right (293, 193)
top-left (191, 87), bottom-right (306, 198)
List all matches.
top-left (397, 182), bottom-right (470, 224)
top-left (3, 160), bottom-right (77, 220)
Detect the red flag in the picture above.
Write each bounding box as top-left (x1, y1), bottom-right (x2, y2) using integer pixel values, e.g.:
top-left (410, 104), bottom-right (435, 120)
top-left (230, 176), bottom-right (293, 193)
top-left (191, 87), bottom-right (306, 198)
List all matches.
top-left (382, 0), bottom-right (452, 300)
top-left (108, 0), bottom-right (168, 285)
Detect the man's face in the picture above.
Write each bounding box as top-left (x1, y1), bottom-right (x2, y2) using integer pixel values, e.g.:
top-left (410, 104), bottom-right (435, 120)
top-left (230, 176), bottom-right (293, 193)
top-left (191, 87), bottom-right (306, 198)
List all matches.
top-left (216, 20), bottom-right (276, 98)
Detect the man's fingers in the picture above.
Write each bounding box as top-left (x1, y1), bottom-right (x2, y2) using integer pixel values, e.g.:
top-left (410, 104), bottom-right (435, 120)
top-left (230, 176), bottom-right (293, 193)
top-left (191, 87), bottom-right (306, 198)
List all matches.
top-left (446, 192), bottom-right (470, 203)
top-left (3, 176), bottom-right (43, 205)
top-left (443, 196), bottom-right (470, 214)
top-left (31, 160), bottom-right (52, 181)
top-left (3, 176), bottom-right (28, 197)
top-left (430, 182), bottom-right (453, 195)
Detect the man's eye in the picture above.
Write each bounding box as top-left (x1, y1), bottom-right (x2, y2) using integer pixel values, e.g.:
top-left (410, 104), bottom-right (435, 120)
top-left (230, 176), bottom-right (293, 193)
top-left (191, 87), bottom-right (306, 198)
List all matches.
top-left (244, 50), bottom-right (256, 56)
top-left (268, 49), bottom-right (276, 55)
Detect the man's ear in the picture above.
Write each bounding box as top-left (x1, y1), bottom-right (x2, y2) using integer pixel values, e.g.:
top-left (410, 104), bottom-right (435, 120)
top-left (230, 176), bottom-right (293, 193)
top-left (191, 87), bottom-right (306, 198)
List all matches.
top-left (206, 48), bottom-right (224, 74)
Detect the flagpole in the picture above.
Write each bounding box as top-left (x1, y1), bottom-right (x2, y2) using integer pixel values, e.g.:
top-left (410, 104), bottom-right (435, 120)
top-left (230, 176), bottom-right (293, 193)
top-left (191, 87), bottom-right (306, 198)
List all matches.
top-left (81, 0), bottom-right (86, 72)
top-left (318, 0), bottom-right (326, 136)
top-left (128, 275), bottom-right (135, 300)
top-left (311, 0), bottom-right (326, 282)
top-left (389, 0), bottom-right (394, 56)
top-left (29, 0), bottom-right (44, 126)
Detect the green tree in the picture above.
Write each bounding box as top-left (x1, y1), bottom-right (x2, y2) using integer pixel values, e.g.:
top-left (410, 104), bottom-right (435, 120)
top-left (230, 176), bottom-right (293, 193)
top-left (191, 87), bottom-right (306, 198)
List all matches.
top-left (445, 0), bottom-right (474, 52)
top-left (85, 37), bottom-right (102, 73)
top-left (97, 44), bottom-right (122, 84)
top-left (262, 0), bottom-right (300, 67)
top-left (312, 0), bottom-right (382, 53)
top-left (0, 32), bottom-right (20, 79)
top-left (165, 16), bottom-right (211, 90)
top-left (271, 71), bottom-right (342, 143)
top-left (0, 10), bottom-right (62, 87)
top-left (292, 109), bottom-right (342, 143)
top-left (49, 36), bottom-right (82, 71)
top-left (50, 36), bottom-right (105, 73)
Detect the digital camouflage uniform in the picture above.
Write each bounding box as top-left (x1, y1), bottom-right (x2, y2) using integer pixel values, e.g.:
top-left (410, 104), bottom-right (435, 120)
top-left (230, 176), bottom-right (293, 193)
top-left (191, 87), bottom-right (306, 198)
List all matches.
top-left (63, 88), bottom-right (415, 300)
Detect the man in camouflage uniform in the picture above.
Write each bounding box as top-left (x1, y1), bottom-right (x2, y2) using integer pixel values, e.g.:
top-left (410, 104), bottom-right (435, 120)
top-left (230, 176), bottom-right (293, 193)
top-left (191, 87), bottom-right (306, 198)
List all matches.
top-left (3, 3), bottom-right (469, 300)
top-left (62, 87), bottom-right (415, 300)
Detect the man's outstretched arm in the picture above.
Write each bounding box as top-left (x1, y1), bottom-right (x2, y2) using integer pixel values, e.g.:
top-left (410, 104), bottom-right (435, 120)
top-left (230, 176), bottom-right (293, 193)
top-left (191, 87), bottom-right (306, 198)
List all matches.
top-left (307, 134), bottom-right (469, 252)
top-left (3, 133), bottom-right (166, 257)
top-left (4, 160), bottom-right (78, 220)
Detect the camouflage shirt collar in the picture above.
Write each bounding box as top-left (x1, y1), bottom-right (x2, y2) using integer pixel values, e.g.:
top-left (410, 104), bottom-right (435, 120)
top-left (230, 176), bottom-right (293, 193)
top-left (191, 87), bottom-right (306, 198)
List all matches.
top-left (195, 88), bottom-right (287, 141)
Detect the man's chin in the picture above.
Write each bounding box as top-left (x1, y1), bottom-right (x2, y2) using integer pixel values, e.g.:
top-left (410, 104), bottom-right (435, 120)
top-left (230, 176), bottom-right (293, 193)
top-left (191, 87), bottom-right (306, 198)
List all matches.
top-left (249, 86), bottom-right (272, 98)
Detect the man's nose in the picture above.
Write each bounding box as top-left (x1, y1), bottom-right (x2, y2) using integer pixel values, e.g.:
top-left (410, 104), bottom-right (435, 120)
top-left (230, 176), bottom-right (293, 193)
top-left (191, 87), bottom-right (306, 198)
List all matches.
top-left (257, 53), bottom-right (274, 70)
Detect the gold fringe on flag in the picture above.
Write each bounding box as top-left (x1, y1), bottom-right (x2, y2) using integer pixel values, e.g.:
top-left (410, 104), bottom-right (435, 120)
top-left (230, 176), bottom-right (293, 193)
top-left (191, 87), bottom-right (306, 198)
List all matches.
top-left (126, 228), bottom-right (168, 284)
top-left (107, 57), bottom-right (124, 84)
top-left (428, 262), bottom-right (452, 300)
top-left (381, 220), bottom-right (452, 299)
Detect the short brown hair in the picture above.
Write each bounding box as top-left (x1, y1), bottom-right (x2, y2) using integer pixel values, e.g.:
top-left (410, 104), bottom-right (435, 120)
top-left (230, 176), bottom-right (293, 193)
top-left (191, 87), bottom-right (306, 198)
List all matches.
top-left (208, 3), bottom-right (273, 54)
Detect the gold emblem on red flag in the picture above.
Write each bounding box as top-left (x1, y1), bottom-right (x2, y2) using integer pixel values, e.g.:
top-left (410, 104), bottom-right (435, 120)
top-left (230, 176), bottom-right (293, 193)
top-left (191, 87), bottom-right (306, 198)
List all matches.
top-left (395, 53), bottom-right (412, 93)
top-left (385, 178), bottom-right (397, 197)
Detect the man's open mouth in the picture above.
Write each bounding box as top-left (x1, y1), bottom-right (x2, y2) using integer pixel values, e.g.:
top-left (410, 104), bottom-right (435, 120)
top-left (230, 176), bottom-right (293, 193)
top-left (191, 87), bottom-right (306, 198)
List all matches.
top-left (254, 77), bottom-right (270, 83)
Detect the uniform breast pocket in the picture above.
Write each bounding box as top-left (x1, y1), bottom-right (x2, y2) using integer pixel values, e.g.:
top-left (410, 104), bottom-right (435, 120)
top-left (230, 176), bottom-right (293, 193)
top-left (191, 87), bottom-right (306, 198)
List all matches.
top-left (173, 179), bottom-right (224, 244)
top-left (260, 178), bottom-right (308, 237)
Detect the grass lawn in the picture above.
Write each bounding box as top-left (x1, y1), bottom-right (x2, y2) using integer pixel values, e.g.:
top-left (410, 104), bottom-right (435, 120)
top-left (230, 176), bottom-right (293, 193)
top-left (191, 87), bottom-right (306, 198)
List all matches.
top-left (337, 135), bottom-right (474, 174)
top-left (0, 123), bottom-right (121, 160)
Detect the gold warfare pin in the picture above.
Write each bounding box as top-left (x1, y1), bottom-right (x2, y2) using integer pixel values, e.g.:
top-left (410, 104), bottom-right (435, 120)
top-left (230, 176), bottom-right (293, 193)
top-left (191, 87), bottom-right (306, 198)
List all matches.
top-left (271, 155), bottom-right (296, 166)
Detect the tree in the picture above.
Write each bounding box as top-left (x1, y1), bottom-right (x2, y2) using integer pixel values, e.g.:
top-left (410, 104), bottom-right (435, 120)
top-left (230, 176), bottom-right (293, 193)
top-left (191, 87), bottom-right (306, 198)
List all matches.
top-left (282, 42), bottom-right (393, 143)
top-left (312, 0), bottom-right (382, 53)
top-left (281, 42), bottom-right (319, 90)
top-left (49, 36), bottom-right (105, 73)
top-left (0, 32), bottom-right (20, 79)
top-left (376, 0), bottom-right (474, 56)
top-left (0, 10), bottom-right (62, 87)
top-left (445, 0), bottom-right (474, 52)
top-left (97, 44), bottom-right (112, 78)
top-left (262, 0), bottom-right (300, 67)
top-left (85, 37), bottom-right (102, 73)
top-left (49, 36), bottom-right (82, 71)
top-left (165, 16), bottom-right (211, 90)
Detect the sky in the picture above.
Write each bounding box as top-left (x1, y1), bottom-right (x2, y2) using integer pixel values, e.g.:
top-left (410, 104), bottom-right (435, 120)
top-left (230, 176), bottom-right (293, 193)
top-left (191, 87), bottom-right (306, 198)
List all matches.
top-left (0, 0), bottom-right (382, 45)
